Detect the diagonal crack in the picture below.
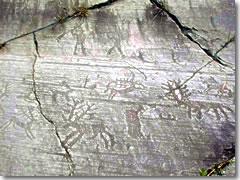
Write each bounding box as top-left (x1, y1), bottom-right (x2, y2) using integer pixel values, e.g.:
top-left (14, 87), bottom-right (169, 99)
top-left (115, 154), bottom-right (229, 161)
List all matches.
top-left (167, 36), bottom-right (235, 92)
top-left (32, 54), bottom-right (75, 176)
top-left (0, 0), bottom-right (121, 175)
top-left (33, 32), bottom-right (40, 57)
top-left (215, 36), bottom-right (235, 56)
top-left (88, 0), bottom-right (118, 10)
top-left (0, 42), bottom-right (6, 50)
top-left (0, 0), bottom-right (120, 48)
top-left (150, 0), bottom-right (235, 70)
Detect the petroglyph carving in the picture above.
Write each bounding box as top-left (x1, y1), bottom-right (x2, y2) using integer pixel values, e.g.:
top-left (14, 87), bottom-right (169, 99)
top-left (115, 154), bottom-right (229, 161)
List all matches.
top-left (61, 98), bottom-right (115, 149)
top-left (202, 77), bottom-right (233, 98)
top-left (0, 81), bottom-right (9, 115)
top-left (0, 107), bottom-right (36, 140)
top-left (104, 71), bottom-right (146, 100)
top-left (50, 80), bottom-right (73, 104)
top-left (125, 106), bottom-right (145, 139)
top-left (0, 82), bottom-right (8, 100)
top-left (162, 79), bottom-right (191, 105)
top-left (162, 79), bottom-right (234, 121)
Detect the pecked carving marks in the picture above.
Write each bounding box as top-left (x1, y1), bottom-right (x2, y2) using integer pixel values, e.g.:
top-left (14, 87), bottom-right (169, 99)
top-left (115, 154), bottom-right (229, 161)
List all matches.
top-left (94, 9), bottom-right (125, 57)
top-left (162, 79), bottom-right (234, 121)
top-left (125, 106), bottom-right (144, 140)
top-left (50, 80), bottom-right (73, 104)
top-left (104, 72), bottom-right (146, 100)
top-left (0, 81), bottom-right (8, 100)
top-left (0, 107), bottom-right (36, 140)
top-left (0, 81), bottom-right (8, 114)
top-left (61, 98), bottom-right (116, 150)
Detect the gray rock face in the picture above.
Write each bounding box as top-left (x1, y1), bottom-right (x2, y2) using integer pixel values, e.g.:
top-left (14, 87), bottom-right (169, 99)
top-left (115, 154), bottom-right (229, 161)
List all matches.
top-left (0, 0), bottom-right (235, 176)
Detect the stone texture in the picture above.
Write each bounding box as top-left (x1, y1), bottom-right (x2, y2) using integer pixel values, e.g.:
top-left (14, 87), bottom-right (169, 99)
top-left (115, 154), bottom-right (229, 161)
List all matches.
top-left (0, 0), bottom-right (235, 176)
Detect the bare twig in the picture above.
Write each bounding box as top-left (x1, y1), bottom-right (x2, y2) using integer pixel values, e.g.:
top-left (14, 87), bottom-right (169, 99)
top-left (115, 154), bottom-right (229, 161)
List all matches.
top-left (207, 158), bottom-right (233, 176)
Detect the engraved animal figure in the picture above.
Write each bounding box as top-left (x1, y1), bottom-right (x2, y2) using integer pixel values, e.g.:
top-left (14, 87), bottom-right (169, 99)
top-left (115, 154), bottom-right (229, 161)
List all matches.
top-left (61, 99), bottom-right (115, 149)
top-left (105, 72), bottom-right (145, 100)
top-left (0, 107), bottom-right (35, 140)
top-left (125, 106), bottom-right (144, 139)
top-left (162, 79), bottom-right (234, 121)
top-left (88, 123), bottom-right (116, 149)
top-left (203, 78), bottom-right (233, 97)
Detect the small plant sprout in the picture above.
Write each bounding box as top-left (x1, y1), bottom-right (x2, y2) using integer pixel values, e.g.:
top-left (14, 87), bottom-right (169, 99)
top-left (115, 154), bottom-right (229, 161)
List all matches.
top-left (55, 15), bottom-right (66, 23)
top-left (198, 168), bottom-right (207, 176)
top-left (161, 0), bottom-right (168, 10)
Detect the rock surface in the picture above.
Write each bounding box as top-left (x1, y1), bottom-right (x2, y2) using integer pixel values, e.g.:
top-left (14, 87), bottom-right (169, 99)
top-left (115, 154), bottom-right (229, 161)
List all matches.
top-left (0, 0), bottom-right (235, 176)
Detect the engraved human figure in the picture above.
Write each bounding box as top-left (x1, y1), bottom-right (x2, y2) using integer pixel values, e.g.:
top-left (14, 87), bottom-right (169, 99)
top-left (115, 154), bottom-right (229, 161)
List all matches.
top-left (125, 106), bottom-right (144, 139)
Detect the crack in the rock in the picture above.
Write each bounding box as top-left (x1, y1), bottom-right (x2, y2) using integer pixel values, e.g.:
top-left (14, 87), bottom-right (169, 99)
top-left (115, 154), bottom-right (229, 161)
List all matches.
top-left (0, 42), bottom-right (6, 50)
top-left (88, 0), bottom-right (118, 10)
top-left (175, 60), bottom-right (214, 91)
top-left (215, 36), bottom-right (235, 56)
top-left (166, 35), bottom-right (235, 93)
top-left (1, 0), bottom-right (121, 175)
top-left (150, 0), bottom-right (234, 70)
top-left (32, 54), bottom-right (75, 176)
top-left (1, 0), bottom-right (119, 47)
top-left (33, 32), bottom-right (40, 57)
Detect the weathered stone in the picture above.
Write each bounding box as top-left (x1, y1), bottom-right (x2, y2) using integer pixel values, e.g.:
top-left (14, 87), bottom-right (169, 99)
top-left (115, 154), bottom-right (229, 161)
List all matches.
top-left (0, 0), bottom-right (235, 176)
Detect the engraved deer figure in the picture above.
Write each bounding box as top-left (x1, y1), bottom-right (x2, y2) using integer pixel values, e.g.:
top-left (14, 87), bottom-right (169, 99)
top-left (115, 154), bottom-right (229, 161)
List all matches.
top-left (61, 98), bottom-right (115, 149)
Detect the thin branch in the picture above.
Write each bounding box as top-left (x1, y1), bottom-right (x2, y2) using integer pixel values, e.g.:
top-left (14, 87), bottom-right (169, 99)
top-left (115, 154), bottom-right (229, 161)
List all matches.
top-left (207, 158), bottom-right (234, 176)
